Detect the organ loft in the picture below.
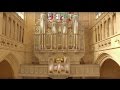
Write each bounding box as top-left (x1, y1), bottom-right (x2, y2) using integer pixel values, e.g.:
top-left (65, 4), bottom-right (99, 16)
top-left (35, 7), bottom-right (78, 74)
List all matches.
top-left (33, 12), bottom-right (86, 78)
top-left (4, 12), bottom-right (120, 79)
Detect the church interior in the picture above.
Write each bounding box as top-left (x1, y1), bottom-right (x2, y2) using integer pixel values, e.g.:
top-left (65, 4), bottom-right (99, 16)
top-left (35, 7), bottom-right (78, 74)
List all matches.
top-left (0, 12), bottom-right (120, 79)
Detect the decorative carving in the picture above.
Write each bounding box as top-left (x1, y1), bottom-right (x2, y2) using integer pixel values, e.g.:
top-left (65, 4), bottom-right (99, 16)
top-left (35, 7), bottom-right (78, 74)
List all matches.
top-left (48, 56), bottom-right (70, 76)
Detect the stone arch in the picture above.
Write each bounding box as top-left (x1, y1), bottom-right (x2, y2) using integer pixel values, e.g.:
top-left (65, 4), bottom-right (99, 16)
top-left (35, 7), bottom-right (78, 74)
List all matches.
top-left (100, 59), bottom-right (120, 79)
top-left (95, 53), bottom-right (120, 67)
top-left (95, 53), bottom-right (120, 79)
top-left (0, 52), bottom-right (20, 78)
top-left (0, 60), bottom-right (14, 79)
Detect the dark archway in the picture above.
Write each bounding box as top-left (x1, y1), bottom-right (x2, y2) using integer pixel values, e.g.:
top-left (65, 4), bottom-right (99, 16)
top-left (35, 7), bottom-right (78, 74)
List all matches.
top-left (0, 60), bottom-right (14, 79)
top-left (100, 59), bottom-right (120, 79)
top-left (32, 56), bottom-right (39, 65)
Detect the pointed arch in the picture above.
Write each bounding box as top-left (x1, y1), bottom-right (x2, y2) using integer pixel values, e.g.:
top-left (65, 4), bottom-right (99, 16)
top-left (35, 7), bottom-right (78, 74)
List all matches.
top-left (0, 51), bottom-right (20, 78)
top-left (95, 53), bottom-right (120, 67)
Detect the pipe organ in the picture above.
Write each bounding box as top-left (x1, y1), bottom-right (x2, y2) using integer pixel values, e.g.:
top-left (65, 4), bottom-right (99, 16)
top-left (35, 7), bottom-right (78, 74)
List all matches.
top-left (19, 12), bottom-right (100, 79)
top-left (33, 12), bottom-right (85, 78)
top-left (34, 12), bottom-right (85, 52)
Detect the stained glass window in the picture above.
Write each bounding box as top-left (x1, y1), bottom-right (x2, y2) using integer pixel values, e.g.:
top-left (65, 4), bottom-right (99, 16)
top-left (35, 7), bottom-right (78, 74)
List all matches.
top-left (47, 12), bottom-right (78, 22)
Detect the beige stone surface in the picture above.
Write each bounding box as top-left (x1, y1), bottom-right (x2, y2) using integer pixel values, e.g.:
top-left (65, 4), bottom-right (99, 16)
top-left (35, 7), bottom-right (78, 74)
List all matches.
top-left (0, 12), bottom-right (120, 79)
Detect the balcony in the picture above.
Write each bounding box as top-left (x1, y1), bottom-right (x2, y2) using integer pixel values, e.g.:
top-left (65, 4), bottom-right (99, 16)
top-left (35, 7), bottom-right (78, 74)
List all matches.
top-left (0, 34), bottom-right (24, 51)
top-left (0, 12), bottom-right (24, 51)
top-left (19, 64), bottom-right (48, 77)
top-left (91, 34), bottom-right (120, 52)
top-left (70, 64), bottom-right (100, 78)
top-left (19, 64), bottom-right (100, 78)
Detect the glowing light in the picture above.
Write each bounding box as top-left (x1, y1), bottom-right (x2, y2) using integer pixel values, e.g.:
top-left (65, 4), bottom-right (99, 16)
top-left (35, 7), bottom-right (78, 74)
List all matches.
top-left (16, 12), bottom-right (24, 19)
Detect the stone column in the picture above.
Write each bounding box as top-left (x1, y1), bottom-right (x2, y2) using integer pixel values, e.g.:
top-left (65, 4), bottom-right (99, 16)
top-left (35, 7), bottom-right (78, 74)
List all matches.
top-left (93, 29), bottom-right (95, 44)
top-left (110, 14), bottom-right (114, 36)
top-left (109, 16), bottom-right (112, 37)
top-left (97, 26), bottom-right (99, 41)
top-left (22, 28), bottom-right (24, 43)
top-left (102, 20), bottom-right (104, 40)
top-left (6, 15), bottom-right (10, 37)
top-left (1, 13), bottom-right (5, 35)
top-left (42, 33), bottom-right (44, 49)
top-left (11, 19), bottom-right (13, 39)
top-left (19, 26), bottom-right (21, 42)
top-left (9, 18), bottom-right (12, 38)
top-left (14, 21), bottom-right (17, 41)
top-left (115, 12), bottom-right (120, 34)
top-left (100, 24), bottom-right (102, 41)
top-left (17, 24), bottom-right (19, 42)
top-left (99, 24), bottom-right (102, 41)
top-left (13, 21), bottom-right (15, 40)
top-left (113, 13), bottom-right (116, 34)
top-left (98, 25), bottom-right (100, 41)
top-left (19, 25), bottom-right (21, 42)
top-left (17, 24), bottom-right (20, 42)
top-left (106, 19), bottom-right (109, 38)
top-left (21, 27), bottom-right (23, 43)
top-left (0, 13), bottom-right (4, 35)
top-left (104, 20), bottom-right (107, 39)
top-left (79, 31), bottom-right (81, 50)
